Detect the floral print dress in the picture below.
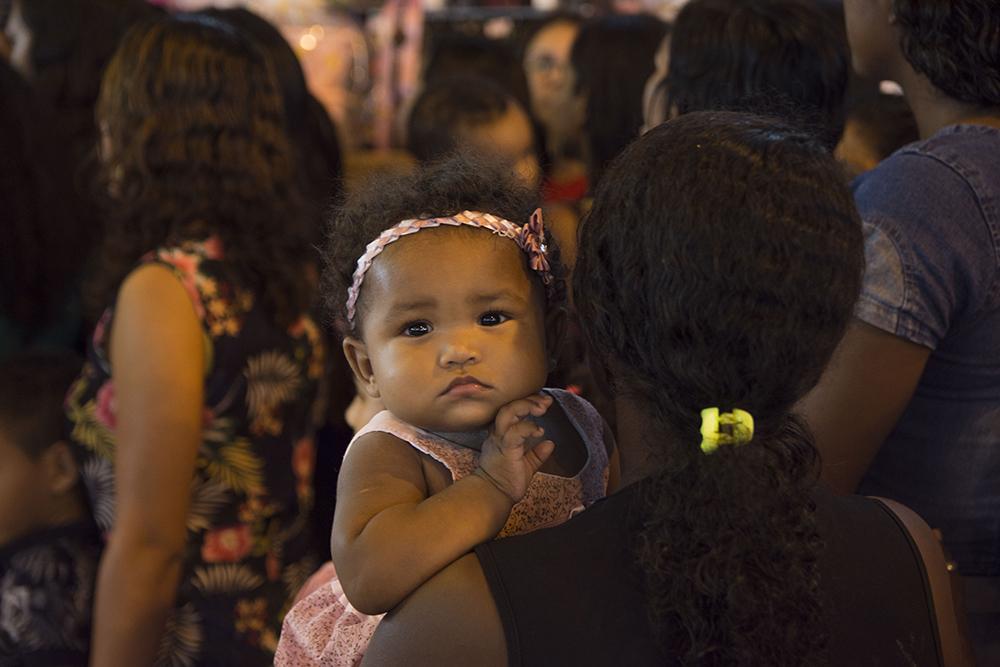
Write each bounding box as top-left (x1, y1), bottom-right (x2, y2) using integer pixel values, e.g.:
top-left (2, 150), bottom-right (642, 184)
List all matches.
top-left (0, 521), bottom-right (102, 666)
top-left (65, 238), bottom-right (325, 667)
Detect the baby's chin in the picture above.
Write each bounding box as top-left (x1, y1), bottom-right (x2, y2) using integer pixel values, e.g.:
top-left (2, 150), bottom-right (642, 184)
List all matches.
top-left (413, 412), bottom-right (496, 437)
top-left (392, 383), bottom-right (549, 434)
top-left (421, 401), bottom-right (511, 434)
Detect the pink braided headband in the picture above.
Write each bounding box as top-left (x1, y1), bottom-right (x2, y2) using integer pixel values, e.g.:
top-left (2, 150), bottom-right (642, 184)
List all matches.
top-left (345, 208), bottom-right (552, 326)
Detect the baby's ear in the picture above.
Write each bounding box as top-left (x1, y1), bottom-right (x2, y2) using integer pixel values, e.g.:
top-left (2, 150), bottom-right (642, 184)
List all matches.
top-left (42, 441), bottom-right (79, 496)
top-left (544, 305), bottom-right (569, 371)
top-left (342, 336), bottom-right (381, 399)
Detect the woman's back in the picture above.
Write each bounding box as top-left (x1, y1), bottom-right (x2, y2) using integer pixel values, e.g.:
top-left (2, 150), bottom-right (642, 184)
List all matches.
top-left (67, 239), bottom-right (325, 664)
top-left (475, 483), bottom-right (944, 666)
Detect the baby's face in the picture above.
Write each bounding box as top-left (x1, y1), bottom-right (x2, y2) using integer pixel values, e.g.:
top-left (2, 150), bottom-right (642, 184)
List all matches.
top-left (350, 227), bottom-right (549, 433)
top-left (0, 429), bottom-right (47, 546)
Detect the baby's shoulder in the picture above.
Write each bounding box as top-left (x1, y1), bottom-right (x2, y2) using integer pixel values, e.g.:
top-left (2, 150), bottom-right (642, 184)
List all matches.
top-left (344, 428), bottom-right (425, 469)
top-left (346, 417), bottom-right (466, 493)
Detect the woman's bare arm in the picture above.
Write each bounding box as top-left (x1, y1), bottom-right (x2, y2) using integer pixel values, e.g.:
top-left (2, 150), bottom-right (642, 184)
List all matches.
top-left (90, 265), bottom-right (204, 666)
top-left (362, 553), bottom-right (507, 666)
top-left (799, 320), bottom-right (930, 493)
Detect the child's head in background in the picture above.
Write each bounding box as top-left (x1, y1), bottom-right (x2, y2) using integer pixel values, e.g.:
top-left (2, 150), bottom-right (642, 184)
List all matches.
top-left (325, 153), bottom-right (565, 434)
top-left (407, 76), bottom-right (541, 190)
top-left (0, 350), bottom-right (85, 545)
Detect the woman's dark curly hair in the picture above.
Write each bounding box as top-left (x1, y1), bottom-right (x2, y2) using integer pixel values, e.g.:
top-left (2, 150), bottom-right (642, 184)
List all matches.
top-left (323, 152), bottom-right (566, 338)
top-left (92, 14), bottom-right (312, 326)
top-left (661, 0), bottom-right (849, 150)
top-left (574, 111), bottom-right (864, 665)
top-left (893, 0), bottom-right (1000, 107)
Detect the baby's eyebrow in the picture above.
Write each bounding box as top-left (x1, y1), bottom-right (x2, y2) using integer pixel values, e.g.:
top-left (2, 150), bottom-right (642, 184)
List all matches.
top-left (466, 290), bottom-right (525, 305)
top-left (389, 298), bottom-right (437, 313)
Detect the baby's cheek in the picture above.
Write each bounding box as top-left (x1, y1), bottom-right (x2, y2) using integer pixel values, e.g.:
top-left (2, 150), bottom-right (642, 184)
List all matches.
top-left (515, 331), bottom-right (551, 391)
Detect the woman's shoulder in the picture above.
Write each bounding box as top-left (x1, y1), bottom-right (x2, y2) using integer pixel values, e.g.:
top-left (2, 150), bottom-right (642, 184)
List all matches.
top-left (867, 497), bottom-right (972, 666)
top-left (813, 488), bottom-right (970, 666)
top-left (856, 125), bottom-right (1000, 216)
top-left (544, 387), bottom-right (613, 467)
top-left (544, 388), bottom-right (604, 438)
top-left (144, 236), bottom-right (226, 283)
top-left (133, 237), bottom-right (259, 340)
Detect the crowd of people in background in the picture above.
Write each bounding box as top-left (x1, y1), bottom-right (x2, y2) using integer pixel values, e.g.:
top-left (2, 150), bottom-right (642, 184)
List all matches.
top-left (0, 0), bottom-right (997, 665)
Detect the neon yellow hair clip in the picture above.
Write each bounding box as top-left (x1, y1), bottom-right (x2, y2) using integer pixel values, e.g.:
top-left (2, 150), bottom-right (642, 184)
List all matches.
top-left (699, 407), bottom-right (755, 454)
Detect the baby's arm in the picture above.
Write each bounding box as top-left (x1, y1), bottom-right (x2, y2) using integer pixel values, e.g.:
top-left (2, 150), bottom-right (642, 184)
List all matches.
top-left (331, 395), bottom-right (554, 615)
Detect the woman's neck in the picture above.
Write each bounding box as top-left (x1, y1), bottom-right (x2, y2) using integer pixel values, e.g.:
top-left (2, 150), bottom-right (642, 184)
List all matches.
top-left (899, 67), bottom-right (1000, 139)
top-left (611, 397), bottom-right (662, 489)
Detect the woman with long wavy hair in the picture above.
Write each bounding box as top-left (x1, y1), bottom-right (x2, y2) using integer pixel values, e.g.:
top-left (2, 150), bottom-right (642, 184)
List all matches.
top-left (358, 112), bottom-right (967, 666)
top-left (65, 15), bottom-right (325, 666)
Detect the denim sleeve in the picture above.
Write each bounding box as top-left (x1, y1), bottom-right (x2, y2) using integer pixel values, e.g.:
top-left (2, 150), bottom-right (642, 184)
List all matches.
top-left (852, 153), bottom-right (993, 350)
top-left (854, 218), bottom-right (920, 342)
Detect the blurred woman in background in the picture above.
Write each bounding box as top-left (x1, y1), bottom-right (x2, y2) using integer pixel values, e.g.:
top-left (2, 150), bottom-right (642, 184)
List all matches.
top-left (522, 14), bottom-right (587, 204)
top-left (65, 15), bottom-right (325, 665)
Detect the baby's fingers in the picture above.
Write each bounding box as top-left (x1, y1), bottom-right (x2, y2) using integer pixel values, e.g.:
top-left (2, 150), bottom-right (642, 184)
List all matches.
top-left (499, 419), bottom-right (544, 451)
top-left (523, 439), bottom-right (555, 474)
top-left (494, 393), bottom-right (553, 434)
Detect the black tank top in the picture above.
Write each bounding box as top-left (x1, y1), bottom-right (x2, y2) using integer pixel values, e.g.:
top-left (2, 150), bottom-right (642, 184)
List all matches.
top-left (475, 483), bottom-right (941, 666)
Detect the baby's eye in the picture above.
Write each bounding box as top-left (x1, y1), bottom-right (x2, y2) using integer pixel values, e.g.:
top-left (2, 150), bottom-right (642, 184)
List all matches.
top-left (402, 321), bottom-right (432, 337)
top-left (479, 312), bottom-right (509, 327)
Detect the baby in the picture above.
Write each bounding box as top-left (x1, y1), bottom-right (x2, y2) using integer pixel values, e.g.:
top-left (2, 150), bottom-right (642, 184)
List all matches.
top-left (0, 350), bottom-right (101, 665)
top-left (275, 154), bottom-right (616, 665)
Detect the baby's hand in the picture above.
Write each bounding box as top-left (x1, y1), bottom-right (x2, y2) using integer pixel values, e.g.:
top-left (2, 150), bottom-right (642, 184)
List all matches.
top-left (476, 393), bottom-right (556, 503)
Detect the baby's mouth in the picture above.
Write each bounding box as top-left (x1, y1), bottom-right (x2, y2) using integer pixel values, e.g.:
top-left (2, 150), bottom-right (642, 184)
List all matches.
top-left (440, 376), bottom-right (493, 397)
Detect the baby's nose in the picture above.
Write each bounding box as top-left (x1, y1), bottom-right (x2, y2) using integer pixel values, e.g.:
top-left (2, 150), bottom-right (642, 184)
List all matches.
top-left (439, 340), bottom-right (480, 368)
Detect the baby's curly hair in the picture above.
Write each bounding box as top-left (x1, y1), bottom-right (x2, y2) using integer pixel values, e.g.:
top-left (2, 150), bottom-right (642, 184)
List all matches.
top-left (894, 0), bottom-right (1000, 106)
top-left (575, 111), bottom-right (864, 665)
top-left (322, 152), bottom-right (566, 338)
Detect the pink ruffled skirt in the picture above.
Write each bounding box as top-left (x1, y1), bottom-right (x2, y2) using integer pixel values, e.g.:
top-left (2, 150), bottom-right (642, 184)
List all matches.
top-left (274, 562), bottom-right (383, 667)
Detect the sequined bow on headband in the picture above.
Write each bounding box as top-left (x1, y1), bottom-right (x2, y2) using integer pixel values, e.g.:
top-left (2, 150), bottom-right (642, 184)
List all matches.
top-left (344, 208), bottom-right (553, 326)
top-left (518, 208), bottom-right (552, 280)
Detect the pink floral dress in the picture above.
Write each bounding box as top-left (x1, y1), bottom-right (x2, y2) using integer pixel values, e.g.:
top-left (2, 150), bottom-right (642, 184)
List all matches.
top-left (65, 238), bottom-right (326, 666)
top-left (274, 388), bottom-right (609, 666)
